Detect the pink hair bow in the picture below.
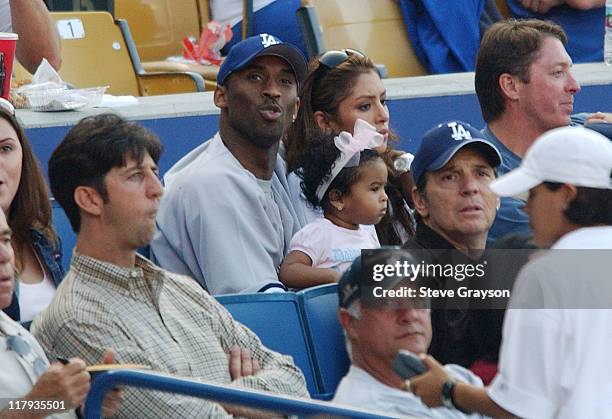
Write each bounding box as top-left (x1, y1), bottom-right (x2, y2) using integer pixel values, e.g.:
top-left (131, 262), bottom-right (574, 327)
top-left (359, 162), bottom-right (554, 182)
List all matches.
top-left (315, 119), bottom-right (386, 200)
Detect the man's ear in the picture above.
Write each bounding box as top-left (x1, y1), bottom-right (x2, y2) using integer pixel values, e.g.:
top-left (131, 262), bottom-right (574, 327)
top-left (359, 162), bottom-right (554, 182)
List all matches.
top-left (411, 186), bottom-right (429, 219)
top-left (338, 308), bottom-right (358, 341)
top-left (561, 184), bottom-right (578, 208)
top-left (292, 96), bottom-right (301, 122)
top-left (73, 186), bottom-right (104, 217)
top-left (499, 73), bottom-right (521, 101)
top-left (214, 84), bottom-right (228, 109)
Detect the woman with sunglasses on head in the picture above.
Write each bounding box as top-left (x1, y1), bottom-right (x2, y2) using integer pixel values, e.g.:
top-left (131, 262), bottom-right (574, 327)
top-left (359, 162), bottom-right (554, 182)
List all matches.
top-left (284, 49), bottom-right (415, 245)
top-left (0, 100), bottom-right (64, 327)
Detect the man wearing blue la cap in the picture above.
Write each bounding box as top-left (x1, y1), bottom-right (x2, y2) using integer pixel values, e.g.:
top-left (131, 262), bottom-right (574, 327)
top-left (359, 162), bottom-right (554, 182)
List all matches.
top-left (152, 34), bottom-right (308, 295)
top-left (216, 33), bottom-right (307, 87)
top-left (403, 120), bottom-right (502, 371)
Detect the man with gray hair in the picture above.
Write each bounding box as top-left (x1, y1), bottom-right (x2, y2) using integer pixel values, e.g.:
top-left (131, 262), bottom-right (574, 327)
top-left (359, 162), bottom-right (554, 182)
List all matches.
top-left (332, 253), bottom-right (486, 418)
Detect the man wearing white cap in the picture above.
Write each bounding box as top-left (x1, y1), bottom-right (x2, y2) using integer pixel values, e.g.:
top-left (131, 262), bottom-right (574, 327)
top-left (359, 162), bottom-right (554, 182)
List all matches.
top-left (407, 126), bottom-right (612, 418)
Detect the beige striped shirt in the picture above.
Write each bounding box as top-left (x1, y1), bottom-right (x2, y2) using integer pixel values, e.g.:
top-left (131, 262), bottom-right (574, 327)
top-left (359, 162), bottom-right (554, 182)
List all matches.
top-left (32, 253), bottom-right (308, 418)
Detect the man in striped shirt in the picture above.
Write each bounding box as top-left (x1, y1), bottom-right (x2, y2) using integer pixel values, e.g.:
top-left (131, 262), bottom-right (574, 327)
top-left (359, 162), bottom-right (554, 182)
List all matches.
top-left (32, 114), bottom-right (308, 418)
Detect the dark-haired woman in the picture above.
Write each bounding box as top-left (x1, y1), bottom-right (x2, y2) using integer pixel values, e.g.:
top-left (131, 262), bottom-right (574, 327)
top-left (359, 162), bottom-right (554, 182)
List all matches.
top-left (0, 101), bottom-right (63, 324)
top-left (284, 49), bottom-right (415, 245)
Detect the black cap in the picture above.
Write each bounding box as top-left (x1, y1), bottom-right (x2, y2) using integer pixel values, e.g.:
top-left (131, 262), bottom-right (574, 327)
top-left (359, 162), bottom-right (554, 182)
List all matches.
top-left (338, 250), bottom-right (421, 309)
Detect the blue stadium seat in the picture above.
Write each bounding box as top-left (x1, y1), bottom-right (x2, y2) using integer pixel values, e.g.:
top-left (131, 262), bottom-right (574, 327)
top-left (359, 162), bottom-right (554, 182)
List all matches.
top-left (137, 245), bottom-right (150, 259)
top-left (216, 292), bottom-right (318, 398)
top-left (297, 283), bottom-right (349, 400)
top-left (51, 199), bottom-right (76, 272)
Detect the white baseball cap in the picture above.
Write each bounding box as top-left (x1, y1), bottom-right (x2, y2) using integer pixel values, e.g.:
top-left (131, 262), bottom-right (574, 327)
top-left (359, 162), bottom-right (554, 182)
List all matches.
top-left (490, 126), bottom-right (612, 200)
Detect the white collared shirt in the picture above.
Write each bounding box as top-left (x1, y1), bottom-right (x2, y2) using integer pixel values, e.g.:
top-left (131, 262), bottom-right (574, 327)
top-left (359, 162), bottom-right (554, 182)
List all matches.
top-left (488, 226), bottom-right (612, 418)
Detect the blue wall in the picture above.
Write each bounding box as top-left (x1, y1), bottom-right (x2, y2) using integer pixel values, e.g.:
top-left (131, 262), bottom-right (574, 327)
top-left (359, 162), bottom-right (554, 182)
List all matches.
top-left (25, 83), bottom-right (611, 179)
top-left (27, 114), bottom-right (220, 181)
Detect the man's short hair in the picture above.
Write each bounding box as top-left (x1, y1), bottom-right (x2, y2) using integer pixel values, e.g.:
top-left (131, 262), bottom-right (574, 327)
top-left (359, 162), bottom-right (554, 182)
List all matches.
top-left (475, 19), bottom-right (568, 123)
top-left (544, 183), bottom-right (612, 226)
top-left (48, 113), bottom-right (163, 233)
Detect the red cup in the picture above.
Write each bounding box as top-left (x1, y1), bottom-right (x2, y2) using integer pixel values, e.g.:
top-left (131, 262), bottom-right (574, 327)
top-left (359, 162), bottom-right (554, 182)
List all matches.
top-left (0, 32), bottom-right (18, 100)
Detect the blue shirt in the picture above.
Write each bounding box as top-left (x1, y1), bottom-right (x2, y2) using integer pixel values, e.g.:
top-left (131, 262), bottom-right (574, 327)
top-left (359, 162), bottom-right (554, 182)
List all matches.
top-left (482, 114), bottom-right (588, 244)
top-left (481, 127), bottom-right (530, 245)
top-left (507, 0), bottom-right (604, 63)
top-left (399, 0), bottom-right (484, 73)
top-left (2, 229), bottom-right (64, 323)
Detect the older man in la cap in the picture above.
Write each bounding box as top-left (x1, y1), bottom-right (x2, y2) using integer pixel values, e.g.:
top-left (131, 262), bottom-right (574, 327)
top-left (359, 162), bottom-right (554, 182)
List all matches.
top-left (410, 126), bottom-right (612, 418)
top-left (152, 34), bottom-right (307, 295)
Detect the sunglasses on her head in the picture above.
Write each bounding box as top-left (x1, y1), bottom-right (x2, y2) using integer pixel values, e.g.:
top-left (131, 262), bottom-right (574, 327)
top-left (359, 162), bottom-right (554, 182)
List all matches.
top-left (317, 48), bottom-right (365, 70)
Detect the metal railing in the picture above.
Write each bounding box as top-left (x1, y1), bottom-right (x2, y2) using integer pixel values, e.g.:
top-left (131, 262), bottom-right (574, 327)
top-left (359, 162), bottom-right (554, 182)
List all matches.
top-left (84, 369), bottom-right (394, 418)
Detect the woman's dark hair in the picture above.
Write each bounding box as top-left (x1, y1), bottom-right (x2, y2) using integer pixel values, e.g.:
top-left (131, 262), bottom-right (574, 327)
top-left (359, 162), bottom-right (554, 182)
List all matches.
top-left (285, 51), bottom-right (379, 173)
top-left (284, 51), bottom-right (414, 244)
top-left (298, 130), bottom-right (381, 212)
top-left (543, 182), bottom-right (612, 226)
top-left (0, 108), bottom-right (55, 273)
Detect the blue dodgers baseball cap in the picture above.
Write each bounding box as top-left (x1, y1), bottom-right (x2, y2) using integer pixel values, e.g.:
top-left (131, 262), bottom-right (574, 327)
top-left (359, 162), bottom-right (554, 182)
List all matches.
top-left (411, 120), bottom-right (502, 185)
top-left (217, 33), bottom-right (307, 86)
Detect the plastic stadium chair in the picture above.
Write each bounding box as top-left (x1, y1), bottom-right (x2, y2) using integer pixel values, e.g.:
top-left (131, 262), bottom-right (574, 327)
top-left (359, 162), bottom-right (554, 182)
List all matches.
top-left (299, 0), bottom-right (426, 78)
top-left (46, 0), bottom-right (114, 13)
top-left (51, 199), bottom-right (76, 272)
top-left (216, 292), bottom-right (319, 398)
top-left (115, 0), bottom-right (200, 63)
top-left (115, 0), bottom-right (219, 86)
top-left (46, 11), bottom-right (205, 96)
top-left (496, 0), bottom-right (511, 18)
top-left (297, 283), bottom-right (349, 400)
top-left (84, 369), bottom-right (393, 418)
top-left (296, 4), bottom-right (325, 60)
top-left (197, 0), bottom-right (212, 27)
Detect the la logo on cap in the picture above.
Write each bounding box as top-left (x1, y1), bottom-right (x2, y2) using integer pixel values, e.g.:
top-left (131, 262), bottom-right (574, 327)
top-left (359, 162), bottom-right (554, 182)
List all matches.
top-left (448, 121), bottom-right (472, 141)
top-left (260, 34), bottom-right (279, 48)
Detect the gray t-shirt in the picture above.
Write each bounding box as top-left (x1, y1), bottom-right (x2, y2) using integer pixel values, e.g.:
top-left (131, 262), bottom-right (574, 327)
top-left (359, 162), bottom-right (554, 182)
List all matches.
top-left (151, 133), bottom-right (300, 295)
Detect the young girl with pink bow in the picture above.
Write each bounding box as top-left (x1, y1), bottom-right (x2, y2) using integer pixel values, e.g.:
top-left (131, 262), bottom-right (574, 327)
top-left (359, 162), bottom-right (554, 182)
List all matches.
top-left (279, 119), bottom-right (387, 289)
